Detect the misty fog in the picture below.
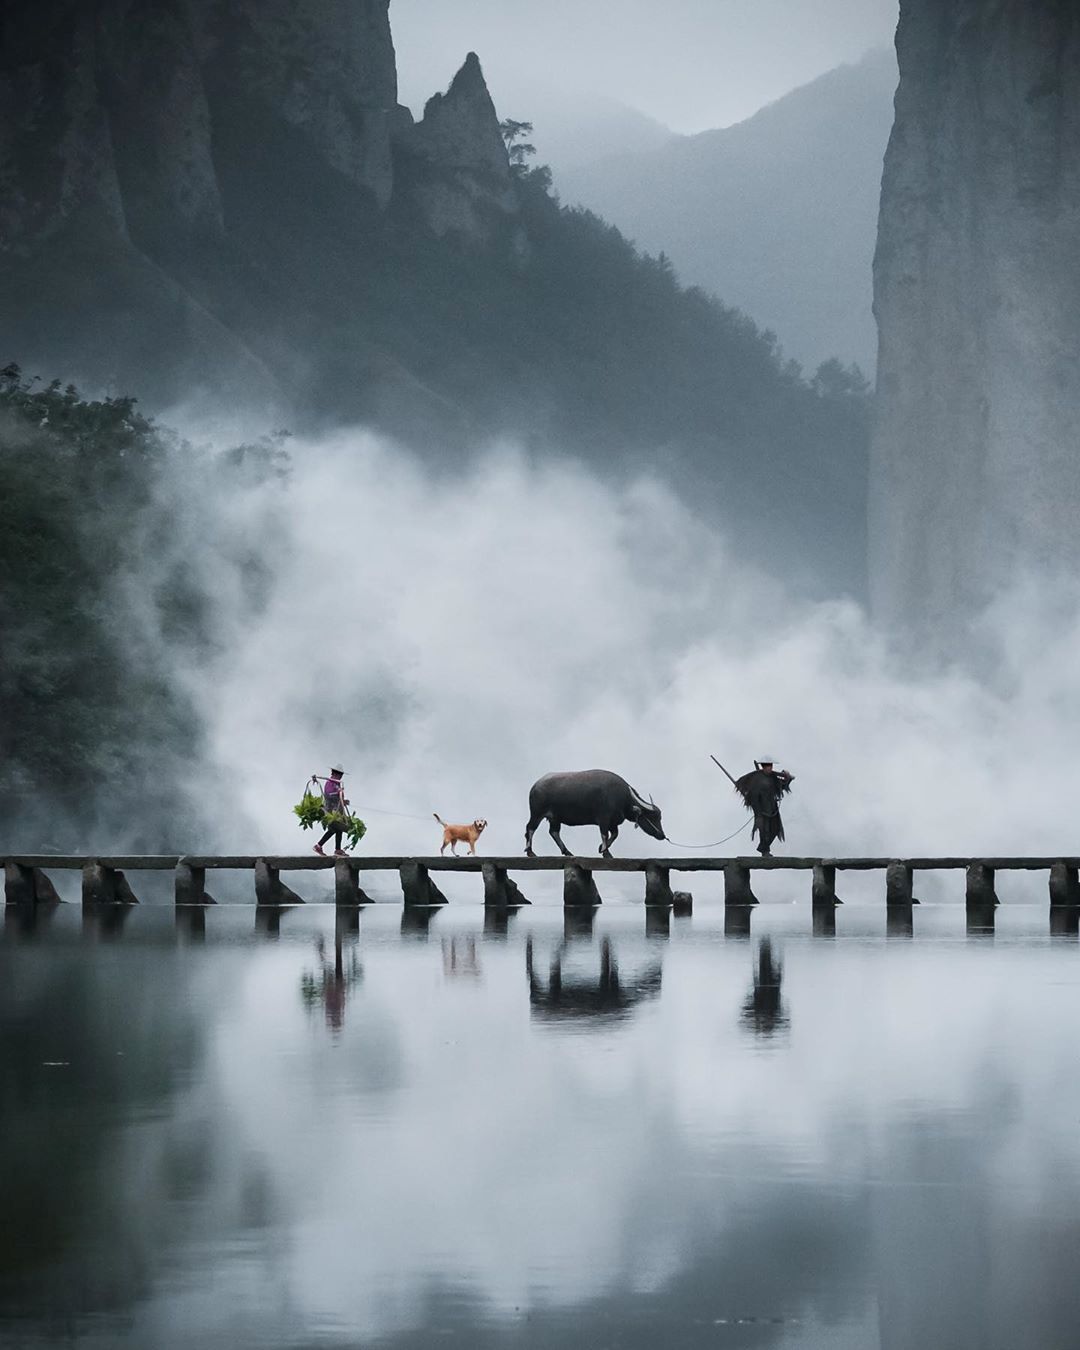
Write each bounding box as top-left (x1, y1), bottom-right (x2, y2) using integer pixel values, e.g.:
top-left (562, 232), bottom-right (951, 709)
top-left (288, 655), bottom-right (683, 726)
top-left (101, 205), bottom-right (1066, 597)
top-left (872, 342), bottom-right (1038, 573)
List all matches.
top-left (102, 419), bottom-right (1079, 895)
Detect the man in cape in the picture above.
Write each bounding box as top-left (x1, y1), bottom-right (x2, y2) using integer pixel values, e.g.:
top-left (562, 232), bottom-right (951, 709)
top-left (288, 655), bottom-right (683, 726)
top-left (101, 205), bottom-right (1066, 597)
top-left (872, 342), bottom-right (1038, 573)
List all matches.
top-left (734, 758), bottom-right (794, 857)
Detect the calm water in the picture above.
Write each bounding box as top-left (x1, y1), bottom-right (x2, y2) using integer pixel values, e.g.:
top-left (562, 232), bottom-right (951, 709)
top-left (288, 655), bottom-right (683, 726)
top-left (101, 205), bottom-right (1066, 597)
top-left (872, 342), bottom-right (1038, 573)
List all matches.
top-left (2, 899), bottom-right (1080, 1350)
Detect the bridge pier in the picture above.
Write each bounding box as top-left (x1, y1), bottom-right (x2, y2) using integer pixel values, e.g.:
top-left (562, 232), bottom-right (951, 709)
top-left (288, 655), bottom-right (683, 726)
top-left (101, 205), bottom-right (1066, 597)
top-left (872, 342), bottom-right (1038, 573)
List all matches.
top-left (482, 862), bottom-right (529, 909)
top-left (334, 860), bottom-right (373, 906)
top-left (82, 862), bottom-right (139, 907)
top-left (965, 862), bottom-right (998, 932)
top-left (254, 859), bottom-right (304, 906)
top-left (5, 862), bottom-right (61, 908)
top-left (1049, 863), bottom-right (1080, 907)
top-left (564, 864), bottom-right (601, 907)
top-left (812, 864), bottom-right (839, 907)
top-left (886, 862), bottom-right (914, 906)
top-left (5, 862), bottom-right (34, 906)
top-left (724, 863), bottom-right (757, 906)
top-left (645, 863), bottom-right (673, 907)
top-left (175, 862), bottom-right (216, 906)
top-left (965, 862), bottom-right (998, 907)
top-left (399, 861), bottom-right (448, 907)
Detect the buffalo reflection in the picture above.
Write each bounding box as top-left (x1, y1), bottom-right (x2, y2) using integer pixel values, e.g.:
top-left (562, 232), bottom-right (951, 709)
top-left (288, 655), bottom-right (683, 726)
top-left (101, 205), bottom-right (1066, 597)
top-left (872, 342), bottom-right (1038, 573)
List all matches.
top-left (525, 936), bottom-right (662, 1026)
top-left (741, 938), bottom-right (787, 1038)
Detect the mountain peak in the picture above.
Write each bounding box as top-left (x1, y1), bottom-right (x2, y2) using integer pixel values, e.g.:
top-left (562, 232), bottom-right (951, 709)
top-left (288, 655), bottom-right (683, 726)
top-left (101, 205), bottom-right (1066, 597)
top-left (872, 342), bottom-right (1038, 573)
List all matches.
top-left (415, 52), bottom-right (509, 178)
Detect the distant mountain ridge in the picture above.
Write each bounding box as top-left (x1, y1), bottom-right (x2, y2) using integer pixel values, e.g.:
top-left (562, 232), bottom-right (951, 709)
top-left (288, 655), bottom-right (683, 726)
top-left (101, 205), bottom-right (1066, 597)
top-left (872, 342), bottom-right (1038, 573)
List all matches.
top-left (502, 86), bottom-right (677, 177)
top-left (557, 49), bottom-right (898, 372)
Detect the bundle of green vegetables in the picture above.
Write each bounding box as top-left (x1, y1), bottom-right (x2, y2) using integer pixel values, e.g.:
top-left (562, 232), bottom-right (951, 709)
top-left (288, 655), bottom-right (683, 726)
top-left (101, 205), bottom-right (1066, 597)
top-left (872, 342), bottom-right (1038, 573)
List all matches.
top-left (323, 812), bottom-right (367, 850)
top-left (293, 788), bottom-right (366, 850)
top-left (293, 789), bottom-right (325, 830)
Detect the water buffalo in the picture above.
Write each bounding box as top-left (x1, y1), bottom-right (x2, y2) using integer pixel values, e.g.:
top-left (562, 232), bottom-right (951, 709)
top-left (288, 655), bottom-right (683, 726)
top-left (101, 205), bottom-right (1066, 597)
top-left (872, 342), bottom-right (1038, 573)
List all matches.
top-left (524, 769), bottom-right (666, 858)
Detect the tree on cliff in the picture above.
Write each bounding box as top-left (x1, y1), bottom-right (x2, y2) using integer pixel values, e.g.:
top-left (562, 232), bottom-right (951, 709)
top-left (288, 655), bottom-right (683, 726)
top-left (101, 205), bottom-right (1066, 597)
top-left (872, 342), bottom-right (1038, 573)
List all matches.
top-left (499, 118), bottom-right (537, 174)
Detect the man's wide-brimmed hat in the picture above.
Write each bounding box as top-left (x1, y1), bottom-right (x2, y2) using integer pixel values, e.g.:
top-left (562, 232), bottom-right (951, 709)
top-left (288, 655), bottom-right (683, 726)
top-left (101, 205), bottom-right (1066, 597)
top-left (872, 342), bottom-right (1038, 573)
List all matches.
top-left (330, 764), bottom-right (345, 775)
top-left (758, 756), bottom-right (775, 764)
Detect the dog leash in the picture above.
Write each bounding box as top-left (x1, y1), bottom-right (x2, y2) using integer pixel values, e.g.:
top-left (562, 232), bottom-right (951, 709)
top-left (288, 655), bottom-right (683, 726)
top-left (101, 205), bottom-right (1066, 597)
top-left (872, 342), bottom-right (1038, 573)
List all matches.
top-left (346, 804), bottom-right (438, 823)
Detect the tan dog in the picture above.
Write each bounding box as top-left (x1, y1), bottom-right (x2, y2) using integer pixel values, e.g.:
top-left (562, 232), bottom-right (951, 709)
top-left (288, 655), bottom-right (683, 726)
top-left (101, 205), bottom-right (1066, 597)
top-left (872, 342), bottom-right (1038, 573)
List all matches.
top-left (434, 813), bottom-right (488, 856)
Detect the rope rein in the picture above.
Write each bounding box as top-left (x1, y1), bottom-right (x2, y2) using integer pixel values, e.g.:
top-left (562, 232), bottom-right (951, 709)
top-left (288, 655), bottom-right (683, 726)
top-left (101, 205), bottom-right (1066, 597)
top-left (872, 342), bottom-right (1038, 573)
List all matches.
top-left (662, 818), bottom-right (753, 850)
top-left (312, 771), bottom-right (758, 848)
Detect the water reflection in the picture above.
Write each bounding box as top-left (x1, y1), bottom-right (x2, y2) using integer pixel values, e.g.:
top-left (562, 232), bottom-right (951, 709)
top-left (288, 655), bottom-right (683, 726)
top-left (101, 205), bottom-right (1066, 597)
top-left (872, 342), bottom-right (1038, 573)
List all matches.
top-left (740, 938), bottom-right (788, 1038)
top-left (724, 903), bottom-right (754, 939)
top-left (4, 906), bottom-right (1080, 1350)
top-left (812, 902), bottom-right (837, 938)
top-left (525, 935), bottom-right (663, 1026)
top-left (563, 904), bottom-right (598, 939)
top-left (300, 931), bottom-right (362, 1031)
top-left (400, 904), bottom-right (439, 936)
top-left (82, 899), bottom-right (134, 941)
top-left (442, 936), bottom-right (482, 979)
top-left (255, 903), bottom-right (288, 938)
top-left (4, 898), bottom-right (60, 941)
top-left (887, 902), bottom-right (915, 939)
top-left (966, 899), bottom-right (997, 937)
top-left (483, 906), bottom-right (523, 938)
top-left (176, 905), bottom-right (207, 942)
top-left (645, 905), bottom-right (671, 938)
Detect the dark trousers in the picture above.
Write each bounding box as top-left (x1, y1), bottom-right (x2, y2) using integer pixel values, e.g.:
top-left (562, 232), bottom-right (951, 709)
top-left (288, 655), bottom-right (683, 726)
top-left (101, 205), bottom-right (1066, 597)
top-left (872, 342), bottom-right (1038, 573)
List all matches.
top-left (754, 811), bottom-right (784, 855)
top-left (318, 823), bottom-right (343, 849)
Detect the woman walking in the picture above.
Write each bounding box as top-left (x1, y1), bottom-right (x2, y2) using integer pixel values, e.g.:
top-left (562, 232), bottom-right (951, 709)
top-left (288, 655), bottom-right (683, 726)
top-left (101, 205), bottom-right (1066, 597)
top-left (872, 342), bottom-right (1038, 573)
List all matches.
top-left (312, 765), bottom-right (349, 856)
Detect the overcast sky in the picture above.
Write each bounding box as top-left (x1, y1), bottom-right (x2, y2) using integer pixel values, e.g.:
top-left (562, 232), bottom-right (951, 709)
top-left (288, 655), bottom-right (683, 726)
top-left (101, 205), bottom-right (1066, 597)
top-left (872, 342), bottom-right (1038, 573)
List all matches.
top-left (392, 0), bottom-right (899, 134)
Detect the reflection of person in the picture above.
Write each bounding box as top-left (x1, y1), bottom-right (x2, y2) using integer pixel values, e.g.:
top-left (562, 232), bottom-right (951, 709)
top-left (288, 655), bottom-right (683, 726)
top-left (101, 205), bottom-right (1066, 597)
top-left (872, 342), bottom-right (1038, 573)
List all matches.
top-left (741, 938), bottom-right (787, 1037)
top-left (300, 932), bottom-right (359, 1032)
top-left (734, 758), bottom-right (794, 857)
top-left (312, 764), bottom-right (349, 857)
top-left (442, 936), bottom-right (482, 979)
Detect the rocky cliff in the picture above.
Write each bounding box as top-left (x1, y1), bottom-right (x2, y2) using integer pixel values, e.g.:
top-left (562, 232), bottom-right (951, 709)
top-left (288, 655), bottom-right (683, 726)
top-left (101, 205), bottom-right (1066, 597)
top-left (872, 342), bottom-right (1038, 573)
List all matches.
top-left (0, 0), bottom-right (872, 599)
top-left (0, 0), bottom-right (400, 245)
top-left (871, 0), bottom-right (1080, 635)
top-left (395, 51), bottom-right (517, 241)
top-left (0, 0), bottom-right (517, 405)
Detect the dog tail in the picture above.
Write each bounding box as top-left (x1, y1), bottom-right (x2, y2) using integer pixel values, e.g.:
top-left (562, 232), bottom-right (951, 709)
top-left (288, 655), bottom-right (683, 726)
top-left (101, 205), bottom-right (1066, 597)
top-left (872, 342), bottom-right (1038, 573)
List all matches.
top-left (433, 813), bottom-right (446, 826)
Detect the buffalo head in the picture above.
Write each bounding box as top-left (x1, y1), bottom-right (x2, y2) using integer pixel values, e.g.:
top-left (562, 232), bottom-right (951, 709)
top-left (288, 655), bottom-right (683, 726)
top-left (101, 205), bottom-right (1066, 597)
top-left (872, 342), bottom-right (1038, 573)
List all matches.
top-left (628, 787), bottom-right (665, 841)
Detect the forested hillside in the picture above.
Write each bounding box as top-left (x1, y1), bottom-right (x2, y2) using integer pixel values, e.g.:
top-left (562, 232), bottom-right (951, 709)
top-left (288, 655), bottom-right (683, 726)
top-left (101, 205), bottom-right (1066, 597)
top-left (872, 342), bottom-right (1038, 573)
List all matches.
top-left (0, 367), bottom-right (285, 847)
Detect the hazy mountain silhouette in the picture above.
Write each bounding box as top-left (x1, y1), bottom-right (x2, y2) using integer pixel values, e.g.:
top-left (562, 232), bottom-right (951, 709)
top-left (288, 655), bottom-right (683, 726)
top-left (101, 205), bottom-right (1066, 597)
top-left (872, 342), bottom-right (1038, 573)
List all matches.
top-left (557, 49), bottom-right (897, 372)
top-left (503, 85), bottom-right (677, 176)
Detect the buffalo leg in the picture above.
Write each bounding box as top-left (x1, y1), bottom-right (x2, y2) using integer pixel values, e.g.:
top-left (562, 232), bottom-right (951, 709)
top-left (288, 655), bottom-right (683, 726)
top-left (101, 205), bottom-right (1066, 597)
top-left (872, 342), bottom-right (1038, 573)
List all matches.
top-left (600, 823), bottom-right (619, 857)
top-left (548, 819), bottom-right (573, 857)
top-left (525, 811), bottom-right (544, 857)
